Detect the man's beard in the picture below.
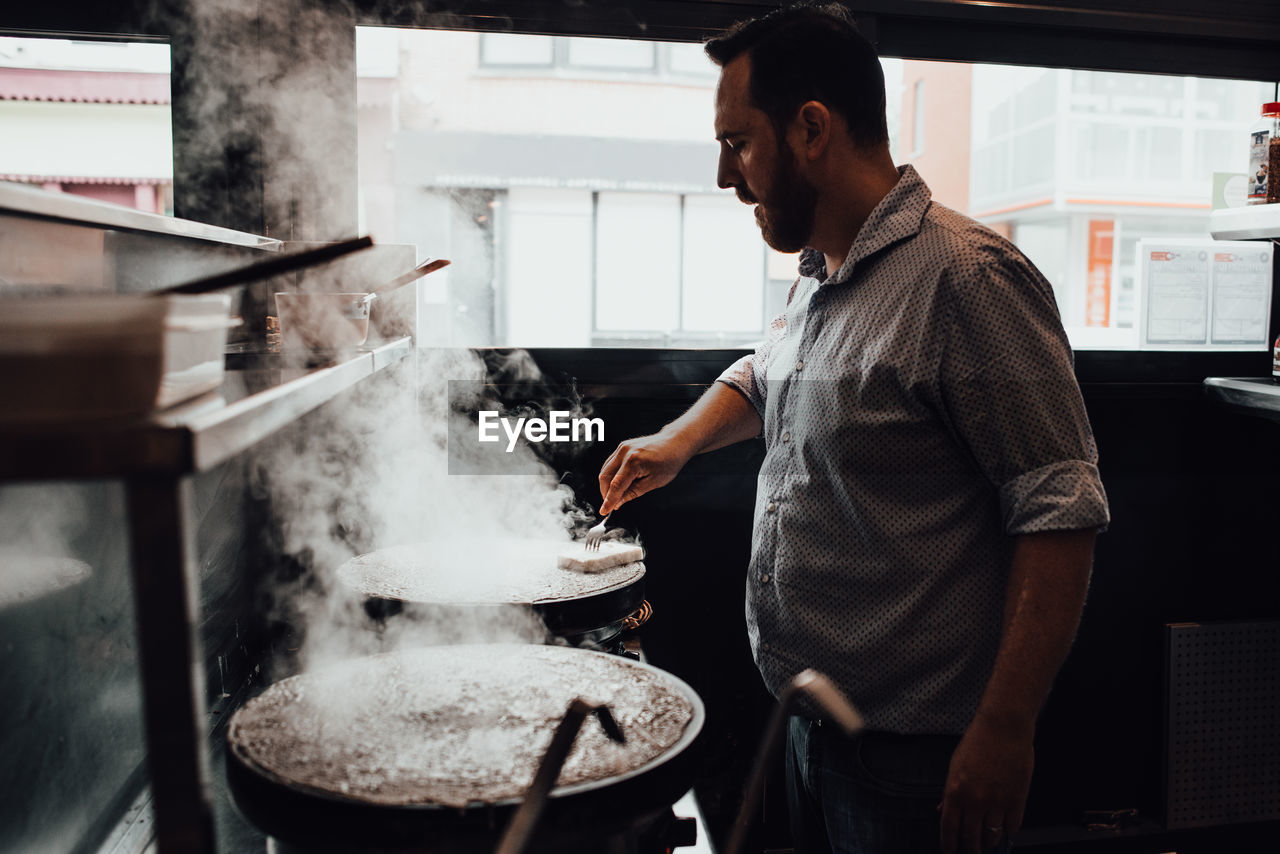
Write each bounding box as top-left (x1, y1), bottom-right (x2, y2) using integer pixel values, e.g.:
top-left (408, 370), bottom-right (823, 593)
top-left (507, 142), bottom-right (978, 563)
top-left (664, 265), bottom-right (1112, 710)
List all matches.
top-left (742, 150), bottom-right (818, 253)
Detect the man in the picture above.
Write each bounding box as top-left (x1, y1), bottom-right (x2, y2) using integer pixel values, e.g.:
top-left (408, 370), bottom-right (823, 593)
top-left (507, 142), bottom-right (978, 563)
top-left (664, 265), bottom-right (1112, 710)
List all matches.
top-left (597, 4), bottom-right (1110, 854)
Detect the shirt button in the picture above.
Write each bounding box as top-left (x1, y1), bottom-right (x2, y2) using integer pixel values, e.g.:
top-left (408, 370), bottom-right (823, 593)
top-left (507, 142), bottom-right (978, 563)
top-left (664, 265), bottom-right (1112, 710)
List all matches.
top-left (766, 501), bottom-right (777, 513)
top-left (760, 573), bottom-right (771, 583)
top-left (781, 431), bottom-right (791, 443)
top-left (762, 642), bottom-right (771, 652)
top-left (795, 360), bottom-right (804, 372)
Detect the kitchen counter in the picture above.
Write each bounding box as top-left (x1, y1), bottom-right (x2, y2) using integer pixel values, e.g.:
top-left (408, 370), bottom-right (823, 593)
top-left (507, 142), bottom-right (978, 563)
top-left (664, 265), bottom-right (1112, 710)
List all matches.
top-left (0, 337), bottom-right (411, 480)
top-left (1203, 376), bottom-right (1280, 423)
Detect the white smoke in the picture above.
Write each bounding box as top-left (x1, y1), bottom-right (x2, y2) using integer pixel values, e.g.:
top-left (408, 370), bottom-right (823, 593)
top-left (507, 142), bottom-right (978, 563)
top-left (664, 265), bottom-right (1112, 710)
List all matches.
top-left (253, 343), bottom-right (598, 677)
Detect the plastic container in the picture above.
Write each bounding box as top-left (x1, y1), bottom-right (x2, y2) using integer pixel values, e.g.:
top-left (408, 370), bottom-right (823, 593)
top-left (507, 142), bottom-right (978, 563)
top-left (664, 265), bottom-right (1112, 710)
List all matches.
top-left (1246, 102), bottom-right (1280, 205)
top-left (0, 293), bottom-right (235, 422)
top-left (274, 292), bottom-right (373, 351)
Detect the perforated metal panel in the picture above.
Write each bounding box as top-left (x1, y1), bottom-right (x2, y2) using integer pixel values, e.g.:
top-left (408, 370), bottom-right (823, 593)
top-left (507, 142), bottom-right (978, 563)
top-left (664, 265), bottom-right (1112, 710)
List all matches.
top-left (1164, 621), bottom-right (1280, 829)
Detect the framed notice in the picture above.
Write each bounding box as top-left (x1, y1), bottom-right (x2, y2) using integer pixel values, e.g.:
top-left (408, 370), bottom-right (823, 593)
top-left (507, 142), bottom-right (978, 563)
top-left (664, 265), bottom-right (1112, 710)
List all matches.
top-left (1138, 239), bottom-right (1273, 350)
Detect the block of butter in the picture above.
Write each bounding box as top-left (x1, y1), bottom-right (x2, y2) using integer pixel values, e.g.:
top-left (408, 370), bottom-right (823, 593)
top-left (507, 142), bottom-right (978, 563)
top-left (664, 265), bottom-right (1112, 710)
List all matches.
top-left (556, 540), bottom-right (644, 574)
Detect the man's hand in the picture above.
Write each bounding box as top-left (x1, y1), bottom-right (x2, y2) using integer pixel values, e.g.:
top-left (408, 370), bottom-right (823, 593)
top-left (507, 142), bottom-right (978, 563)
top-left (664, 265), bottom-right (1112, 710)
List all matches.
top-left (597, 432), bottom-right (695, 515)
top-left (939, 716), bottom-right (1034, 854)
top-left (596, 381), bottom-right (762, 515)
top-left (939, 527), bottom-right (1095, 853)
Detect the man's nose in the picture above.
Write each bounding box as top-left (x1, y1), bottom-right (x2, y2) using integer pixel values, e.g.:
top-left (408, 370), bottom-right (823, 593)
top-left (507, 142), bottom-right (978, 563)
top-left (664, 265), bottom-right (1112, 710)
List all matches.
top-left (716, 151), bottom-right (738, 191)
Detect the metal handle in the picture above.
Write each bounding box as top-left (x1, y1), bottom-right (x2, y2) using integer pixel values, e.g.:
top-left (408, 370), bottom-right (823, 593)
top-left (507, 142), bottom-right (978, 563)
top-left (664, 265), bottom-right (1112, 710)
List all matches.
top-left (723, 669), bottom-right (863, 854)
top-left (370, 257), bottom-right (451, 295)
top-left (494, 698), bottom-right (625, 854)
top-left (155, 235), bottom-right (373, 296)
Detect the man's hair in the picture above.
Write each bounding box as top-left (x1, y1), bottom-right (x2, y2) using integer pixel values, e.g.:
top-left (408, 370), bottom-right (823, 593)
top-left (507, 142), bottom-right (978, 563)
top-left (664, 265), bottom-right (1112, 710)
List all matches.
top-left (704, 2), bottom-right (889, 149)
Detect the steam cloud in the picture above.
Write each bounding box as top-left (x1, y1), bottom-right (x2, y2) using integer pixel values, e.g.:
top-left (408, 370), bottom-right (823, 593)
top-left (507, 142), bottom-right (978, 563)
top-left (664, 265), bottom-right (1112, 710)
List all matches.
top-left (138, 1), bottom-right (612, 675)
top-left (253, 344), bottom-right (602, 678)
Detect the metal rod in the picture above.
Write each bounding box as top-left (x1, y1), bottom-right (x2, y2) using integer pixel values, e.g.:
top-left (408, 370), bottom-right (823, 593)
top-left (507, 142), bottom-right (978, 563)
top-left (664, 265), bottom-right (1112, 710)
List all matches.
top-left (156, 235), bottom-right (373, 295)
top-left (369, 257), bottom-right (451, 295)
top-left (723, 669), bottom-right (863, 854)
top-left (494, 699), bottom-right (625, 854)
top-left (125, 477), bottom-right (215, 854)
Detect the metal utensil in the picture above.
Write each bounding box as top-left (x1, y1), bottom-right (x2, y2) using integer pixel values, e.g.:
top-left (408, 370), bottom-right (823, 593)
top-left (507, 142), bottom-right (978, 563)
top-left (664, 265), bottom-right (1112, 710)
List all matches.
top-left (583, 514), bottom-right (610, 551)
top-left (368, 257), bottom-right (450, 296)
top-left (584, 512), bottom-right (627, 551)
top-left (723, 669), bottom-right (863, 854)
top-left (154, 235), bottom-right (374, 296)
top-left (494, 699), bottom-right (625, 854)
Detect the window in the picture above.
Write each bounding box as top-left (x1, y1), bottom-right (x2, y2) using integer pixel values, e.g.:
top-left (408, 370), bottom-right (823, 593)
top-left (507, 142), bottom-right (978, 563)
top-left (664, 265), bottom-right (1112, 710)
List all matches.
top-left (566, 38), bottom-right (654, 71)
top-left (963, 61), bottom-right (1276, 347)
top-left (0, 36), bottom-right (173, 214)
top-left (595, 193), bottom-right (681, 332)
top-left (479, 33), bottom-right (553, 66)
top-left (358, 27), bottom-right (1277, 351)
top-left (361, 27), bottom-right (800, 347)
top-left (668, 42), bottom-right (717, 78)
top-left (912, 79), bottom-right (925, 155)
top-left (478, 34), bottom-right (714, 81)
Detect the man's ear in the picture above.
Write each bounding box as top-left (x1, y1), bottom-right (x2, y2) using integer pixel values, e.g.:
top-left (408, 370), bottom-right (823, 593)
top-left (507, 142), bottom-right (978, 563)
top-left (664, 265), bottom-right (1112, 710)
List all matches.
top-left (794, 101), bottom-right (831, 160)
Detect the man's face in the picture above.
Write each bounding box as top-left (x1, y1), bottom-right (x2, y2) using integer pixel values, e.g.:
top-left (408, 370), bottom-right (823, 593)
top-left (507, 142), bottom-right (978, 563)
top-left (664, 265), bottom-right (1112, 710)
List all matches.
top-left (714, 55), bottom-right (818, 253)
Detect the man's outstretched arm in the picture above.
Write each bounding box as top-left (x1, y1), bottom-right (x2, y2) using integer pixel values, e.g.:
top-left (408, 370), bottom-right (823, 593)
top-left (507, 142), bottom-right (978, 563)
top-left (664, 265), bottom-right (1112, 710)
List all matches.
top-left (598, 382), bottom-right (762, 515)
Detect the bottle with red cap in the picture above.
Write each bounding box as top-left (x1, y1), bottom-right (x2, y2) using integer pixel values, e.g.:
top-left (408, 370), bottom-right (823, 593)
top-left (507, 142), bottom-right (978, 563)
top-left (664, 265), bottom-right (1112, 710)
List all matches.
top-left (1247, 102), bottom-right (1280, 205)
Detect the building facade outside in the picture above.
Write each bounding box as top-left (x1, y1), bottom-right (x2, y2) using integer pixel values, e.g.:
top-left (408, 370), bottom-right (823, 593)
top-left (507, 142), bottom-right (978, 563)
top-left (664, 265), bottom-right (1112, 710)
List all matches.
top-left (901, 60), bottom-right (1270, 344)
top-left (0, 38), bottom-right (173, 215)
top-left (2, 30), bottom-right (1272, 351)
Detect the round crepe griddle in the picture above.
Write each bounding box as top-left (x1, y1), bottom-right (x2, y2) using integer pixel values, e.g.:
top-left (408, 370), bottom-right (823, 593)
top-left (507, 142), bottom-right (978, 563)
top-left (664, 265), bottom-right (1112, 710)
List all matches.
top-left (225, 644), bottom-right (703, 850)
top-left (336, 539), bottom-right (646, 640)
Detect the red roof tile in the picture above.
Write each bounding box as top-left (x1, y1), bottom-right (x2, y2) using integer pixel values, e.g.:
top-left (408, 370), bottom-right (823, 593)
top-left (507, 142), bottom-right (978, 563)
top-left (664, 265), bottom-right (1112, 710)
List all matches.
top-left (0, 67), bottom-right (169, 104)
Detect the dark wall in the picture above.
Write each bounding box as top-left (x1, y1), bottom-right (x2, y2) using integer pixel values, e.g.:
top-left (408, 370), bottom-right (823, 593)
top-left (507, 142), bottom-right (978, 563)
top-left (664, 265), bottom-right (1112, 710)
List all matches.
top-left (519, 346), bottom-right (1280, 849)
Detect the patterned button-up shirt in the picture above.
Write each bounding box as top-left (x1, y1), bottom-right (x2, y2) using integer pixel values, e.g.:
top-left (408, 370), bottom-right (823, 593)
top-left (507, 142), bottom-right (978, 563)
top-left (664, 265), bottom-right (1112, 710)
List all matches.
top-left (717, 165), bottom-right (1110, 734)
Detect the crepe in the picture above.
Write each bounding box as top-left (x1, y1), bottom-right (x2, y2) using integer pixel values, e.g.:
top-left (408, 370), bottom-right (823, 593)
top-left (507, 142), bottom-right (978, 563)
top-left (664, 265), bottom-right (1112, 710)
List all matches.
top-left (556, 541), bottom-right (645, 574)
top-left (336, 538), bottom-right (643, 604)
top-left (227, 644), bottom-right (697, 808)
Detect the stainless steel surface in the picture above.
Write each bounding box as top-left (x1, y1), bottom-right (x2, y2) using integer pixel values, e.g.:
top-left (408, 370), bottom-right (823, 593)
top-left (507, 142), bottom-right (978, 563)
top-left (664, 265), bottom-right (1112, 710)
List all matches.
top-left (1208, 205), bottom-right (1280, 240)
top-left (0, 337), bottom-right (412, 479)
top-left (1203, 376), bottom-right (1280, 422)
top-left (0, 182), bottom-right (280, 250)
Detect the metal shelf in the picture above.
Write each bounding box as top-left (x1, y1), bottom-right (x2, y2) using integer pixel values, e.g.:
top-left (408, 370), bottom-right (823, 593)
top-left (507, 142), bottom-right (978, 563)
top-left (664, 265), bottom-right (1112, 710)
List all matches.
top-left (0, 337), bottom-right (412, 480)
top-left (0, 335), bottom-right (412, 854)
top-left (1209, 206), bottom-right (1280, 241)
top-left (0, 182), bottom-right (280, 250)
top-left (1203, 376), bottom-right (1280, 422)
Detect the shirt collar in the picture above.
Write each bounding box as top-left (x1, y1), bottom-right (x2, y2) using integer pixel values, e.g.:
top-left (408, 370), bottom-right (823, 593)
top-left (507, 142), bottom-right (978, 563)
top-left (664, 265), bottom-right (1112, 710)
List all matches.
top-left (797, 164), bottom-right (933, 285)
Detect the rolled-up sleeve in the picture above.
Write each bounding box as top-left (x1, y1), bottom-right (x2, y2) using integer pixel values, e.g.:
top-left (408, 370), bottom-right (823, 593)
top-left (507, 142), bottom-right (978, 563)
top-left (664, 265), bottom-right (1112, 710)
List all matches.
top-left (941, 249), bottom-right (1110, 535)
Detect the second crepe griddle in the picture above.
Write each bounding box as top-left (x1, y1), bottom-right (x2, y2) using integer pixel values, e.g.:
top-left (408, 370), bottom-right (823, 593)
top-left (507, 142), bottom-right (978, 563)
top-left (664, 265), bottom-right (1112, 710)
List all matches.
top-left (335, 538), bottom-right (645, 640)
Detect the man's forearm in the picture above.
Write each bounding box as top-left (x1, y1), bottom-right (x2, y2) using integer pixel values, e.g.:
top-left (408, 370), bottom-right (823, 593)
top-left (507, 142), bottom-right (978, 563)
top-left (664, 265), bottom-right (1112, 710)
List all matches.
top-left (973, 528), bottom-right (1096, 733)
top-left (597, 381), bottom-right (763, 514)
top-left (659, 381), bottom-right (763, 459)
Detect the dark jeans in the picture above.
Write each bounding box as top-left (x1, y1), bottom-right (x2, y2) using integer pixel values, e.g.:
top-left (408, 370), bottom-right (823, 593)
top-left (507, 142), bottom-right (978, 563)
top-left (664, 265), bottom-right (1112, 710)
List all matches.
top-left (785, 716), bottom-right (1013, 854)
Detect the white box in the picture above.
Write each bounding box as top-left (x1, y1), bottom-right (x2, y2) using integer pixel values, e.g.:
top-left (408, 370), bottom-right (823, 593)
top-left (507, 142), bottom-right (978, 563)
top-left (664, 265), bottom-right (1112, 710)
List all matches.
top-left (0, 293), bottom-right (235, 421)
